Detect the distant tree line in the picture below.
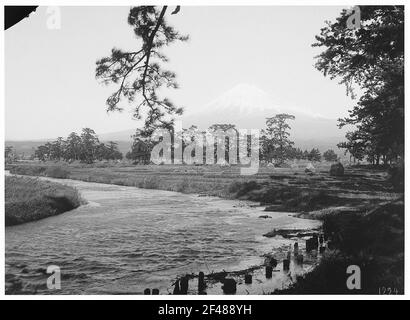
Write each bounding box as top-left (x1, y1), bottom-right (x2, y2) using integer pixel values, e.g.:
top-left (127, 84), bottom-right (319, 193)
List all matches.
top-left (125, 113), bottom-right (338, 165)
top-left (34, 128), bottom-right (123, 163)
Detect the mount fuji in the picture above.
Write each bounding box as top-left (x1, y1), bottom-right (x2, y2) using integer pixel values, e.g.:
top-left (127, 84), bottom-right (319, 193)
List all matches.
top-left (180, 83), bottom-right (346, 147)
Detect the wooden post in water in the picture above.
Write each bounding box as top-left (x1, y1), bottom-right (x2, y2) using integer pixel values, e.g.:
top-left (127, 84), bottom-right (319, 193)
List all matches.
top-left (312, 234), bottom-right (319, 248)
top-left (198, 272), bottom-right (206, 293)
top-left (222, 278), bottom-right (237, 294)
top-left (306, 237), bottom-right (317, 253)
top-left (173, 279), bottom-right (180, 294)
top-left (265, 265), bottom-right (273, 278)
top-left (296, 254), bottom-right (304, 265)
top-left (283, 259), bottom-right (290, 271)
top-left (294, 242), bottom-right (299, 256)
top-left (180, 276), bottom-right (189, 294)
top-left (269, 257), bottom-right (277, 268)
top-left (306, 239), bottom-right (311, 252)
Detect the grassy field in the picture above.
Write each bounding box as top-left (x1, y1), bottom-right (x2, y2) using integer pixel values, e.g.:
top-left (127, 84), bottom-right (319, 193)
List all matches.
top-left (5, 175), bottom-right (83, 226)
top-left (6, 161), bottom-right (404, 293)
top-left (7, 161), bottom-right (400, 214)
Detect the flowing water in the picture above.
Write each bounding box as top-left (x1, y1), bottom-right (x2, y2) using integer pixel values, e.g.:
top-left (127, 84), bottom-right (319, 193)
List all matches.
top-left (5, 175), bottom-right (321, 294)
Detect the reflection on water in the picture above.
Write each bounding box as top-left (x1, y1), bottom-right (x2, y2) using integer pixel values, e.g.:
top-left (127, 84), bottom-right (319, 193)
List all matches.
top-left (5, 176), bottom-right (321, 294)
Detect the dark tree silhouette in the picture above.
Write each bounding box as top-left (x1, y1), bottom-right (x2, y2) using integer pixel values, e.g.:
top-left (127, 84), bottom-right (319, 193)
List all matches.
top-left (127, 137), bottom-right (152, 164)
top-left (65, 132), bottom-right (82, 161)
top-left (96, 6), bottom-right (188, 138)
top-left (313, 6), bottom-right (404, 165)
top-left (262, 114), bottom-right (295, 164)
top-left (323, 149), bottom-right (338, 162)
top-left (308, 148), bottom-right (321, 162)
top-left (208, 124), bottom-right (238, 164)
top-left (80, 128), bottom-right (100, 164)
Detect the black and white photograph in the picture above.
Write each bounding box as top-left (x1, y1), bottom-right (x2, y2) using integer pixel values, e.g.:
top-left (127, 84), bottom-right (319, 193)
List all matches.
top-left (2, 2), bottom-right (406, 298)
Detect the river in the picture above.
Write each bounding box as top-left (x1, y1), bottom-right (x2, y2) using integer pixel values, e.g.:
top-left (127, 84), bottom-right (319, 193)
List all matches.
top-left (5, 175), bottom-right (321, 294)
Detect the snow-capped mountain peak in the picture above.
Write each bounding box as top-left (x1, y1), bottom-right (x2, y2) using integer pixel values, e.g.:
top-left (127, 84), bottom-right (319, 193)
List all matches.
top-left (188, 83), bottom-right (282, 118)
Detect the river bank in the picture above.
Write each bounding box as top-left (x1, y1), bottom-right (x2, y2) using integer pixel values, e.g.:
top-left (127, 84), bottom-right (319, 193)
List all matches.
top-left (5, 175), bottom-right (83, 226)
top-left (6, 162), bottom-right (404, 293)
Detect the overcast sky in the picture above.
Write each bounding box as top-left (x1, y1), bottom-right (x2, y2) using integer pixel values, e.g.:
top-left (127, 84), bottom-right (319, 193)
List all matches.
top-left (5, 6), bottom-right (355, 140)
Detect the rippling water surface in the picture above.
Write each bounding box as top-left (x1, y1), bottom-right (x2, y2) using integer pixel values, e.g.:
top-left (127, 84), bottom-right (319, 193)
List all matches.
top-left (6, 176), bottom-right (320, 294)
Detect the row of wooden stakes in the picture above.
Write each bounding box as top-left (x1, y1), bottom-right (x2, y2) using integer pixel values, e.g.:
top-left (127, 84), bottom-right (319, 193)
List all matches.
top-left (143, 235), bottom-right (327, 295)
